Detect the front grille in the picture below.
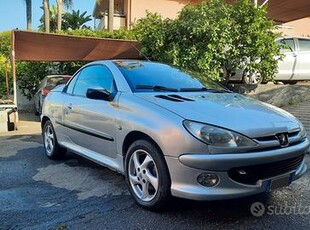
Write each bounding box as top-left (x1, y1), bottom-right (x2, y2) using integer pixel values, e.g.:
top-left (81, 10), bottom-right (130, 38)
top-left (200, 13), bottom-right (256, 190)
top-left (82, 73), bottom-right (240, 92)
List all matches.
top-left (255, 130), bottom-right (299, 142)
top-left (228, 154), bottom-right (304, 185)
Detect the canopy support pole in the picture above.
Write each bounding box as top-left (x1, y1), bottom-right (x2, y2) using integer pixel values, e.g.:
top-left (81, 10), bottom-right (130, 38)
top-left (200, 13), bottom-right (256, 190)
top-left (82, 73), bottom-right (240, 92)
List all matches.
top-left (11, 30), bottom-right (18, 125)
top-left (4, 60), bottom-right (9, 99)
top-left (11, 31), bottom-right (17, 106)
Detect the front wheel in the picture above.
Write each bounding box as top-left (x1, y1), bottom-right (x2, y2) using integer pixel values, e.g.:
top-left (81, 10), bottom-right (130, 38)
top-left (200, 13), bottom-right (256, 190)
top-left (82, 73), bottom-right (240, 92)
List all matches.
top-left (43, 120), bottom-right (66, 159)
top-left (125, 140), bottom-right (171, 211)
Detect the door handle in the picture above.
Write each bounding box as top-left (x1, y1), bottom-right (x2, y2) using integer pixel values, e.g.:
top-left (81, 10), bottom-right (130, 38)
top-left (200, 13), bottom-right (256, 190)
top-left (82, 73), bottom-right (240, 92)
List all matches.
top-left (65, 103), bottom-right (73, 115)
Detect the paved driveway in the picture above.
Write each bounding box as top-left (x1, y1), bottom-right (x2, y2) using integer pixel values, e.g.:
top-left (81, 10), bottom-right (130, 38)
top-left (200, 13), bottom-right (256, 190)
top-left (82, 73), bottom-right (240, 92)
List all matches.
top-left (0, 102), bottom-right (310, 230)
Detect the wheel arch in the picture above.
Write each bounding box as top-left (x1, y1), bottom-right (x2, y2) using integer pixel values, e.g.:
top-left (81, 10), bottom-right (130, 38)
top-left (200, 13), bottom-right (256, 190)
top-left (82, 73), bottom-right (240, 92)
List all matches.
top-left (41, 116), bottom-right (50, 131)
top-left (122, 131), bottom-right (164, 157)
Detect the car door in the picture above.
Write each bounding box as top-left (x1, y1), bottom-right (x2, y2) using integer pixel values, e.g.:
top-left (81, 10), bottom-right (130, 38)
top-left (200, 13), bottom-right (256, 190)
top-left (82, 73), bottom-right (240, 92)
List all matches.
top-left (62, 64), bottom-right (118, 158)
top-left (295, 38), bottom-right (310, 80)
top-left (275, 38), bottom-right (297, 81)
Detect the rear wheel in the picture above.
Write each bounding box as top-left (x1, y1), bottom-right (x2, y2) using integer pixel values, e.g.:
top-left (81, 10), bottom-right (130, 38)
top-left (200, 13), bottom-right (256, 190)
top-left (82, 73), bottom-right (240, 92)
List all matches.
top-left (125, 140), bottom-right (171, 211)
top-left (43, 120), bottom-right (66, 159)
top-left (282, 80), bottom-right (298, 85)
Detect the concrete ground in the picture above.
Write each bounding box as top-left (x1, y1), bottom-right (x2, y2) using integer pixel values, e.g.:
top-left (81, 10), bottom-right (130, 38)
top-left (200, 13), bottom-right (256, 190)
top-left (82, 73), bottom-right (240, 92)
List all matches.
top-left (0, 102), bottom-right (310, 229)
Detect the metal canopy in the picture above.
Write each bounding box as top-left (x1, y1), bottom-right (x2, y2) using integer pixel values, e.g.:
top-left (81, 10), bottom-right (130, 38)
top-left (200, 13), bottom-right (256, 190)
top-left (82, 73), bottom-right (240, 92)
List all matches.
top-left (10, 30), bottom-right (142, 106)
top-left (228, 0), bottom-right (310, 23)
top-left (264, 0), bottom-right (310, 23)
top-left (12, 30), bottom-right (141, 61)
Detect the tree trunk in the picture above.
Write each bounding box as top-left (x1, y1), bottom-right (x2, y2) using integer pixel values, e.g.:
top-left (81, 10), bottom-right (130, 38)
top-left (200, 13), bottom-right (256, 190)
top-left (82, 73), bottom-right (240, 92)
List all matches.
top-left (56, 0), bottom-right (62, 31)
top-left (108, 0), bottom-right (114, 31)
top-left (26, 0), bottom-right (32, 30)
top-left (43, 0), bottom-right (50, 33)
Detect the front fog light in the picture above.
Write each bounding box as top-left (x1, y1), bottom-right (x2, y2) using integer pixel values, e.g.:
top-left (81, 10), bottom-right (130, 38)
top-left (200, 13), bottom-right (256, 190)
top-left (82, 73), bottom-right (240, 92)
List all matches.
top-left (197, 173), bottom-right (219, 187)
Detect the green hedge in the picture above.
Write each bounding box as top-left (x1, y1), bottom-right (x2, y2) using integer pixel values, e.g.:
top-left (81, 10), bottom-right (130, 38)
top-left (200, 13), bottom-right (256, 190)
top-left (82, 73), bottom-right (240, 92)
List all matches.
top-left (132, 0), bottom-right (281, 83)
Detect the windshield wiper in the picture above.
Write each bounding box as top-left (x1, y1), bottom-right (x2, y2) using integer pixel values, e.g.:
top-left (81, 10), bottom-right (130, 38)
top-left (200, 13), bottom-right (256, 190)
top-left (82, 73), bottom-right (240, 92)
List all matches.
top-left (136, 85), bottom-right (179, 92)
top-left (180, 87), bottom-right (231, 93)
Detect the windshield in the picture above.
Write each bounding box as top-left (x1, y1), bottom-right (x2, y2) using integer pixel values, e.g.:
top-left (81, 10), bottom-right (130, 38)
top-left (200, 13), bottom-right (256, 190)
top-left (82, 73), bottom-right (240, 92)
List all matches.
top-left (114, 61), bottom-right (224, 92)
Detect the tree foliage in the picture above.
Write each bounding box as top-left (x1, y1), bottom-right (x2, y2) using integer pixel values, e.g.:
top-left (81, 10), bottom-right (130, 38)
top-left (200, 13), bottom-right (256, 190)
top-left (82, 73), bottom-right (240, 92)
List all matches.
top-left (56, 0), bottom-right (73, 31)
top-left (132, 0), bottom-right (281, 82)
top-left (62, 10), bottom-right (92, 30)
top-left (39, 6), bottom-right (93, 32)
top-left (0, 31), bottom-right (12, 99)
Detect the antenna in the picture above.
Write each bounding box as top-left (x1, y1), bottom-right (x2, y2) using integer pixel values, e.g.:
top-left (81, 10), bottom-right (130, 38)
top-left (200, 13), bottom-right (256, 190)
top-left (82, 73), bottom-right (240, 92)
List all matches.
top-left (131, 44), bottom-right (151, 61)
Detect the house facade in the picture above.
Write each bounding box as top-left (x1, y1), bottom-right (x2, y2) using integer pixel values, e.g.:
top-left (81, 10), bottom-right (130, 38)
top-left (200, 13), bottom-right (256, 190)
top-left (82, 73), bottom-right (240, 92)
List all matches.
top-left (92, 0), bottom-right (200, 30)
top-left (278, 18), bottom-right (310, 36)
top-left (92, 0), bottom-right (310, 36)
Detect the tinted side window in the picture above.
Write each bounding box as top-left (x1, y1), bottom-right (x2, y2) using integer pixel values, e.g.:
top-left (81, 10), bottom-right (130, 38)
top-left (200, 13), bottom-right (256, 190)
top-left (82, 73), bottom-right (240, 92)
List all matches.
top-left (277, 39), bottom-right (295, 52)
top-left (298, 39), bottom-right (310, 51)
top-left (73, 65), bottom-right (115, 97)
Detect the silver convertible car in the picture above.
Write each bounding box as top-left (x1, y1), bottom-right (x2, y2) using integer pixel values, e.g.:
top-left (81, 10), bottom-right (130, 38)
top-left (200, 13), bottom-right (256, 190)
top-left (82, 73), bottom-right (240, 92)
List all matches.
top-left (41, 60), bottom-right (309, 210)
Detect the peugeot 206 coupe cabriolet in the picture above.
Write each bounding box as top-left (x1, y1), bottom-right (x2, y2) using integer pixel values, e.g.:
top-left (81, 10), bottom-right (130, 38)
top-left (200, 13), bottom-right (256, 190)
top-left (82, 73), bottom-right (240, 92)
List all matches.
top-left (41, 60), bottom-right (309, 210)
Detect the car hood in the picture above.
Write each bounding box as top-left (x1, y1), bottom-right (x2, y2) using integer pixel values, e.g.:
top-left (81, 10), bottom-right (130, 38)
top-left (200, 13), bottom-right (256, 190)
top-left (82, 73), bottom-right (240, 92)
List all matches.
top-left (136, 92), bottom-right (300, 138)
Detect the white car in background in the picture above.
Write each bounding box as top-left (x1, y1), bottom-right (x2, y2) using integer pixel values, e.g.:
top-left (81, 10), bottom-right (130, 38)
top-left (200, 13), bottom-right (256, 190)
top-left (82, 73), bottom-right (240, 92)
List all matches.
top-left (229, 36), bottom-right (310, 84)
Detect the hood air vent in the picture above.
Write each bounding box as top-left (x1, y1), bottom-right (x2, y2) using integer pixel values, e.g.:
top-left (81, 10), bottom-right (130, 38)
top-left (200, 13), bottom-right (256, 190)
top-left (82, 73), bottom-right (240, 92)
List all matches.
top-left (155, 94), bottom-right (194, 102)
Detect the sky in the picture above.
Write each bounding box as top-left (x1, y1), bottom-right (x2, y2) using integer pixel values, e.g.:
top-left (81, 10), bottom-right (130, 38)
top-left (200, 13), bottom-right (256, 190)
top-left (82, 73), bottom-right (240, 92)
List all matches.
top-left (0, 0), bottom-right (96, 32)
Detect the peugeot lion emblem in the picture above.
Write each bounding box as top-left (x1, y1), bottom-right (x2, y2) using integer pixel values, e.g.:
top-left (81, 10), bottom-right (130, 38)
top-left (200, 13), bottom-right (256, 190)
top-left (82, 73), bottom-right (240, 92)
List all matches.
top-left (276, 133), bottom-right (289, 147)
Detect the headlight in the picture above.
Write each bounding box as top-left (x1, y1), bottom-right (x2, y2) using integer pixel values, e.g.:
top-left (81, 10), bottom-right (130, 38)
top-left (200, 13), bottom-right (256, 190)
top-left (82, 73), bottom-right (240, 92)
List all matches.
top-left (183, 120), bottom-right (257, 148)
top-left (300, 122), bottom-right (307, 139)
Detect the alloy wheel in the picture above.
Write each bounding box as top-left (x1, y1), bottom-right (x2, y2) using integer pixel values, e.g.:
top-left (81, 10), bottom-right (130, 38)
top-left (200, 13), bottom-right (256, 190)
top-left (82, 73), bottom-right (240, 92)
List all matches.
top-left (44, 124), bottom-right (55, 156)
top-left (243, 71), bottom-right (262, 85)
top-left (128, 149), bottom-right (159, 202)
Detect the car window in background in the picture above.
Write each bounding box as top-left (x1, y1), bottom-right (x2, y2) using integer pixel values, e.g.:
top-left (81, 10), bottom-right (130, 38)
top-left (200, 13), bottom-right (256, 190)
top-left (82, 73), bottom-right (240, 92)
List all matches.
top-left (115, 61), bottom-right (224, 92)
top-left (37, 79), bottom-right (46, 91)
top-left (298, 39), bottom-right (310, 51)
top-left (277, 39), bottom-right (295, 52)
top-left (46, 76), bottom-right (70, 90)
top-left (73, 65), bottom-right (115, 97)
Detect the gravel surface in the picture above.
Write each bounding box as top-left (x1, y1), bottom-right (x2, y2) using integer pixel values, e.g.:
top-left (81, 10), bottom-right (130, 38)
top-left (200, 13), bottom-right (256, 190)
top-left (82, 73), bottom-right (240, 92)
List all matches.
top-left (249, 83), bottom-right (310, 107)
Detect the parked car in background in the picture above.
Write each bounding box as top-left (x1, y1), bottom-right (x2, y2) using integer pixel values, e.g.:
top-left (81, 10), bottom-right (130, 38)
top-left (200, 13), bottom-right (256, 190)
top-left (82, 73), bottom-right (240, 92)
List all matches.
top-left (41, 60), bottom-right (309, 210)
top-left (229, 36), bottom-right (310, 84)
top-left (274, 36), bottom-right (310, 84)
top-left (34, 75), bottom-right (71, 115)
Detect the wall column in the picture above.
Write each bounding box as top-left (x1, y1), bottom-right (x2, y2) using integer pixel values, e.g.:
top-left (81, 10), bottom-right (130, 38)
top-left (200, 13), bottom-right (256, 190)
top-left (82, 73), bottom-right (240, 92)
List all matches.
top-left (108, 0), bottom-right (114, 31)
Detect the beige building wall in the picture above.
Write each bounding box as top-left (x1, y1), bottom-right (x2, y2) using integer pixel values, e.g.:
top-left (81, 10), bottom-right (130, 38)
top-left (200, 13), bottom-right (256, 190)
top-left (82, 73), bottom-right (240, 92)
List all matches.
top-left (130, 0), bottom-right (191, 24)
top-left (278, 17), bottom-right (310, 36)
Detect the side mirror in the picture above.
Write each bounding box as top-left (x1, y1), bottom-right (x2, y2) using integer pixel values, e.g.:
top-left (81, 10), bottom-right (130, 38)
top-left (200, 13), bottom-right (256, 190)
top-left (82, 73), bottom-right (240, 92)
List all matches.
top-left (86, 88), bottom-right (112, 101)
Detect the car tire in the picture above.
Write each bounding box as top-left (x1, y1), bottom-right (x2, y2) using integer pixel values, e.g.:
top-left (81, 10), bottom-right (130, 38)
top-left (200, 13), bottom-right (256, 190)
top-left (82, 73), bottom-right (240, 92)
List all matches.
top-left (38, 102), bottom-right (42, 115)
top-left (125, 139), bottom-right (171, 211)
top-left (34, 104), bottom-right (39, 116)
top-left (288, 81), bottom-right (298, 85)
top-left (42, 120), bottom-right (66, 159)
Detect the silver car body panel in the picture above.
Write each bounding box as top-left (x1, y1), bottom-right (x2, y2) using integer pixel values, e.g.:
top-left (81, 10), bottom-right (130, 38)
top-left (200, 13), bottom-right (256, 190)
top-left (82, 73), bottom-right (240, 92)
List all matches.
top-left (42, 60), bottom-right (309, 201)
top-left (166, 156), bottom-right (307, 200)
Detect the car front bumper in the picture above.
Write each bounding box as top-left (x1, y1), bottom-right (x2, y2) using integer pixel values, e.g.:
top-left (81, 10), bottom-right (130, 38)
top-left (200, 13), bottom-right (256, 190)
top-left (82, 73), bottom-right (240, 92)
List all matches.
top-left (165, 138), bottom-right (309, 201)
